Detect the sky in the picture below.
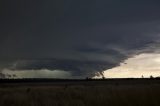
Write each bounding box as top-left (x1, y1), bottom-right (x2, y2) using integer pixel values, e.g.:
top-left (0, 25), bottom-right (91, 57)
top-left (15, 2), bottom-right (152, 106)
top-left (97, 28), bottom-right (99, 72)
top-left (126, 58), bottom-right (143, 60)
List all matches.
top-left (0, 0), bottom-right (160, 78)
top-left (94, 53), bottom-right (160, 78)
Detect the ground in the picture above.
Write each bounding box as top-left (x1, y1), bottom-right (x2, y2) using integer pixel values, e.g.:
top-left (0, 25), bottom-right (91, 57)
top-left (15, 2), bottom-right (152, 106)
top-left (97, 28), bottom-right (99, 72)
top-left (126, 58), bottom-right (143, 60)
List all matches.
top-left (0, 79), bottom-right (160, 106)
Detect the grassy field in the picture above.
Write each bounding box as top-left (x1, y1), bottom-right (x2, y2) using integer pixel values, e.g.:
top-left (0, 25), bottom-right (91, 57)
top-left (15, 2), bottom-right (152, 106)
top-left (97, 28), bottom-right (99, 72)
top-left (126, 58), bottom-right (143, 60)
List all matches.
top-left (0, 79), bottom-right (160, 106)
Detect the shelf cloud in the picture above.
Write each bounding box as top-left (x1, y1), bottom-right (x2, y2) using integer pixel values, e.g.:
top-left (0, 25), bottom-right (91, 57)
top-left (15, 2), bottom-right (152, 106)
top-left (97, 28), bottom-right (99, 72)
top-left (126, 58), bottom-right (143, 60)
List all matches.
top-left (0, 0), bottom-right (160, 78)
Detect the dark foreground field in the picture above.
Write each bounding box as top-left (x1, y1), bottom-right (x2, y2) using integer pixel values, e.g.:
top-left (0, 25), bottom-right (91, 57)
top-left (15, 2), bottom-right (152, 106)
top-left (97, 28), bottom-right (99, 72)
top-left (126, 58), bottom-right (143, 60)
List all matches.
top-left (0, 79), bottom-right (160, 106)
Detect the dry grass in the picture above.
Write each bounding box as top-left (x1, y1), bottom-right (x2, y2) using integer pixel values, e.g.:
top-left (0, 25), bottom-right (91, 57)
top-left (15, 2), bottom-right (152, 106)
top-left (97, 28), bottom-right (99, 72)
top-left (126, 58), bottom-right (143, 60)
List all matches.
top-left (0, 81), bottom-right (160, 106)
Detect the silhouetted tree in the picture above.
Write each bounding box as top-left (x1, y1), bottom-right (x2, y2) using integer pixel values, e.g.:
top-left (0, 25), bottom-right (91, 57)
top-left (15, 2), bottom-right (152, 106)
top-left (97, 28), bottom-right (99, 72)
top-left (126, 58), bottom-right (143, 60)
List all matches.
top-left (102, 76), bottom-right (105, 79)
top-left (150, 75), bottom-right (154, 79)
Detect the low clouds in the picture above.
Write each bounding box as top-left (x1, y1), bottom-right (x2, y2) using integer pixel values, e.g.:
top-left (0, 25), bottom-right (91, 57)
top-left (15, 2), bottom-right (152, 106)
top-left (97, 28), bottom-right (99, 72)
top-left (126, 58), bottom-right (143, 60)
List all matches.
top-left (1, 59), bottom-right (115, 78)
top-left (2, 69), bottom-right (71, 79)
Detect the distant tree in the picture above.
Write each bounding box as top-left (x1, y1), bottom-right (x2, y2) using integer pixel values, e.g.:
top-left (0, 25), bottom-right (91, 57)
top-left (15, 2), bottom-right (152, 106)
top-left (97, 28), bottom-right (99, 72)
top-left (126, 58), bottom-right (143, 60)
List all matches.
top-left (86, 77), bottom-right (92, 80)
top-left (102, 76), bottom-right (105, 79)
top-left (13, 74), bottom-right (17, 78)
top-left (150, 75), bottom-right (154, 79)
top-left (0, 73), bottom-right (6, 79)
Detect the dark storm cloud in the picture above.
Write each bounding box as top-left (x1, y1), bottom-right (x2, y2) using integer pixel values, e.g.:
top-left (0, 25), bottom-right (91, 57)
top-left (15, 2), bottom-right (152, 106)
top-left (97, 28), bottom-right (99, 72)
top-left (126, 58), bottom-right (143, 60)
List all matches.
top-left (6, 59), bottom-right (115, 78)
top-left (0, 0), bottom-right (160, 77)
